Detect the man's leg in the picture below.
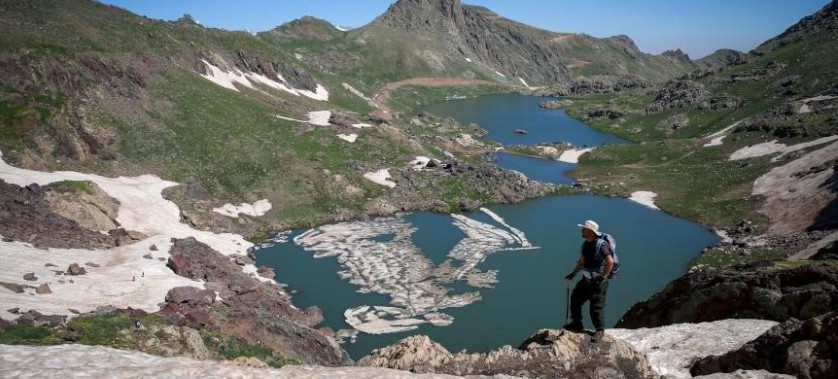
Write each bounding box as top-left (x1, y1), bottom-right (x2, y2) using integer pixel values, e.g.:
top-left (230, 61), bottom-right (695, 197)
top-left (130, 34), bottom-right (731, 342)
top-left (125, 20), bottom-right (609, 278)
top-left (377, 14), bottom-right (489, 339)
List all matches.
top-left (590, 279), bottom-right (609, 341)
top-left (566, 280), bottom-right (587, 330)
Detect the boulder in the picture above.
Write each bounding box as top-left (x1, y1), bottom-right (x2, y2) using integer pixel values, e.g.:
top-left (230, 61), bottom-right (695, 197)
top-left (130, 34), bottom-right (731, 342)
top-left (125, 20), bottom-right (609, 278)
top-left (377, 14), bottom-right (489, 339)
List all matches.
top-left (617, 263), bottom-right (838, 328)
top-left (358, 329), bottom-right (655, 379)
top-left (66, 263), bottom-right (87, 276)
top-left (165, 286), bottom-right (216, 307)
top-left (1, 282), bottom-right (25, 293)
top-left (35, 283), bottom-right (52, 294)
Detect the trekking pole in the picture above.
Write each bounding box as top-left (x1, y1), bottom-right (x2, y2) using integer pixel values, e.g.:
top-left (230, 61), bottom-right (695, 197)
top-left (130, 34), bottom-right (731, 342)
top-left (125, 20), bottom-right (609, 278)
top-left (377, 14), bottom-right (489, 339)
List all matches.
top-left (565, 283), bottom-right (570, 324)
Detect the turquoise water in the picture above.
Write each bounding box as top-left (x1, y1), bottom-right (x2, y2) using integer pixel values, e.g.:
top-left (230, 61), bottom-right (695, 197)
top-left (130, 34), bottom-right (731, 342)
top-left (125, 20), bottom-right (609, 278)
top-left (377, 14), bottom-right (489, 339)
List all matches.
top-left (256, 94), bottom-right (718, 360)
top-left (495, 152), bottom-right (577, 184)
top-left (423, 93), bottom-right (626, 147)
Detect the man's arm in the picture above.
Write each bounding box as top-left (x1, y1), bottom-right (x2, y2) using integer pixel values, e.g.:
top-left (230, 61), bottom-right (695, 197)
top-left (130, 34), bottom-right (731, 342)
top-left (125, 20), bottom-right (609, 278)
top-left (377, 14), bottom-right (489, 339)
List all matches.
top-left (565, 256), bottom-right (585, 284)
top-left (601, 254), bottom-right (614, 279)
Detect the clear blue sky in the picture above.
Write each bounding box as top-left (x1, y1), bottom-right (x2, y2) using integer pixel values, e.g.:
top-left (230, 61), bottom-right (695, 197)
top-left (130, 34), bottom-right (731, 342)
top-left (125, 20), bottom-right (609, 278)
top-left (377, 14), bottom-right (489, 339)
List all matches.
top-left (96, 0), bottom-right (830, 59)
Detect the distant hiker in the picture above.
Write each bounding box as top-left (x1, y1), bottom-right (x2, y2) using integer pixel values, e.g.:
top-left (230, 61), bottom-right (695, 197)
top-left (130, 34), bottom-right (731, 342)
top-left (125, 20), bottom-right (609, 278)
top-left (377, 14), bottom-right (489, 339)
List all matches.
top-left (564, 219), bottom-right (615, 343)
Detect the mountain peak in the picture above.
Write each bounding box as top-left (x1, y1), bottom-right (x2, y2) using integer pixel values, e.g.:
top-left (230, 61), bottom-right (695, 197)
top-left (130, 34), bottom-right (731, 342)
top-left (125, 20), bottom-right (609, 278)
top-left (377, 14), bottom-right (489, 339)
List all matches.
top-left (375, 0), bottom-right (465, 30)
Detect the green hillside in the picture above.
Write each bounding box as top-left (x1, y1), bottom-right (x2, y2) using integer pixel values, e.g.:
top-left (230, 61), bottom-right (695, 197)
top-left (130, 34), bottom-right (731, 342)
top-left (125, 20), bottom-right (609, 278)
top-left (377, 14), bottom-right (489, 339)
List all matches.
top-left (0, 0), bottom-right (518, 233)
top-left (561, 1), bottom-right (838, 240)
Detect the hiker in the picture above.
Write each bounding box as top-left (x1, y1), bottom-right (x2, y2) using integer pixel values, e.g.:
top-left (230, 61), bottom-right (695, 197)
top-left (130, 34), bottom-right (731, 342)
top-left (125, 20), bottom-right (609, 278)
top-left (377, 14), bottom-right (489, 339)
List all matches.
top-left (563, 219), bottom-right (614, 342)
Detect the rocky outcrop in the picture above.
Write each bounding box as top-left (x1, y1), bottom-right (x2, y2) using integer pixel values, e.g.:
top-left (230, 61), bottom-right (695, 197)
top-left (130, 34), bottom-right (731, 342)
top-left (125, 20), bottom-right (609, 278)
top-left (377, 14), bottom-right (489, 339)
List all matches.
top-left (755, 0), bottom-right (838, 55)
top-left (570, 75), bottom-right (651, 95)
top-left (645, 80), bottom-right (743, 113)
top-left (234, 50), bottom-right (318, 92)
top-left (376, 158), bottom-right (557, 214)
top-left (43, 181), bottom-right (119, 231)
top-left (358, 330), bottom-right (655, 379)
top-left (616, 263), bottom-right (838, 328)
top-left (165, 237), bottom-right (350, 366)
top-left (0, 180), bottom-right (119, 249)
top-left (690, 312), bottom-right (838, 379)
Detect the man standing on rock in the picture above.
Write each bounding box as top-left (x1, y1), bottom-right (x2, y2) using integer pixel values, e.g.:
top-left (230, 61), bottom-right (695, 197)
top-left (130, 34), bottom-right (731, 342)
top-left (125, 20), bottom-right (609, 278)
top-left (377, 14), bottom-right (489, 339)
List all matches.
top-left (564, 220), bottom-right (614, 342)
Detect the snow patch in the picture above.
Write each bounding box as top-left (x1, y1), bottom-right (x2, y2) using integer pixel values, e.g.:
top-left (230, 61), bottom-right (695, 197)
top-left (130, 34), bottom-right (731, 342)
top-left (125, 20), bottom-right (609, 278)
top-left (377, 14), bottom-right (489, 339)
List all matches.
top-left (558, 147), bottom-right (595, 163)
top-left (306, 110), bottom-right (332, 126)
top-left (342, 82), bottom-right (371, 101)
top-left (337, 133), bottom-right (358, 143)
top-left (628, 191), bottom-right (660, 210)
top-left (494, 70), bottom-right (506, 78)
top-left (0, 344), bottom-right (449, 379)
top-left (409, 156), bottom-right (431, 171)
top-left (273, 110), bottom-right (332, 126)
top-left (363, 169), bottom-right (396, 188)
top-left (465, 58), bottom-right (472, 62)
top-left (702, 120), bottom-right (742, 147)
top-left (0, 150), bottom-right (270, 321)
top-left (611, 319), bottom-right (778, 379)
top-left (199, 59), bottom-right (329, 101)
top-left (729, 136), bottom-right (838, 161)
top-left (518, 77), bottom-right (530, 88)
top-left (213, 199), bottom-right (272, 218)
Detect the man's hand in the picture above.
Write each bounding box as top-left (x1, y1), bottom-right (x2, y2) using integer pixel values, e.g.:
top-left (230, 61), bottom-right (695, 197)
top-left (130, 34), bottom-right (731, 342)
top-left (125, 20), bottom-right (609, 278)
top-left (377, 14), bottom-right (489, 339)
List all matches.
top-left (564, 273), bottom-right (575, 285)
top-left (595, 276), bottom-right (608, 285)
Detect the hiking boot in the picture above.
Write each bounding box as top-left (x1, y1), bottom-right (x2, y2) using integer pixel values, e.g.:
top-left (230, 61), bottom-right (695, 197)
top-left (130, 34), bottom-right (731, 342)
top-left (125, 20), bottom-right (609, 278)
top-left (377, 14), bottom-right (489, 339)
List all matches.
top-left (591, 329), bottom-right (605, 343)
top-left (563, 321), bottom-right (583, 332)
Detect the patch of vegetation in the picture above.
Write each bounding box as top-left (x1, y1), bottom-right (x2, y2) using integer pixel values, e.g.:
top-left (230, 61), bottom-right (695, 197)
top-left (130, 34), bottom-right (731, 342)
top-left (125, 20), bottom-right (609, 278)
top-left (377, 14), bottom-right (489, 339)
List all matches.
top-left (67, 312), bottom-right (148, 349)
top-left (690, 247), bottom-right (790, 268)
top-left (201, 330), bottom-right (298, 368)
top-left (47, 180), bottom-right (95, 195)
top-left (773, 259), bottom-right (838, 270)
top-left (0, 324), bottom-right (62, 345)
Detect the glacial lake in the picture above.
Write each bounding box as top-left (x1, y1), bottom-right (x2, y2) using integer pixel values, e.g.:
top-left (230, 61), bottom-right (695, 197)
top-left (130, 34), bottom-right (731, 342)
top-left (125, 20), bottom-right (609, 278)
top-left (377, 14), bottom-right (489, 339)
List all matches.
top-left (256, 94), bottom-right (718, 359)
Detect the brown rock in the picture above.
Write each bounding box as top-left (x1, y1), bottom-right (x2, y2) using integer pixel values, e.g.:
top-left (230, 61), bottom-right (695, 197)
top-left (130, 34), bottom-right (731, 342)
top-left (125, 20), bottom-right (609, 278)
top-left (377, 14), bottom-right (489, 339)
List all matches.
top-left (359, 329), bottom-right (654, 378)
top-left (256, 266), bottom-right (275, 279)
top-left (166, 237), bottom-right (350, 366)
top-left (165, 286), bottom-right (216, 306)
top-left (1, 282), bottom-right (25, 293)
top-left (67, 263), bottom-right (87, 276)
top-left (36, 283), bottom-right (52, 294)
top-left (184, 309), bottom-right (213, 329)
top-left (23, 272), bottom-right (38, 281)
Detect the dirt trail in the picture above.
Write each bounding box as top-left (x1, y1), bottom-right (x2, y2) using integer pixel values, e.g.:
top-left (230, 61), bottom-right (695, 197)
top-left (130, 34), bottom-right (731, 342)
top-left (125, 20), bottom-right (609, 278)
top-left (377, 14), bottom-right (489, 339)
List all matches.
top-left (371, 77), bottom-right (510, 120)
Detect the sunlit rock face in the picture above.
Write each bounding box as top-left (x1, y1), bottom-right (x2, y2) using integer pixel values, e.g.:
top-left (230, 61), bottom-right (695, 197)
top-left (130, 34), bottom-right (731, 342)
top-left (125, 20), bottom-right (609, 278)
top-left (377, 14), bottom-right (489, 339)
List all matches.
top-left (293, 208), bottom-right (535, 335)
